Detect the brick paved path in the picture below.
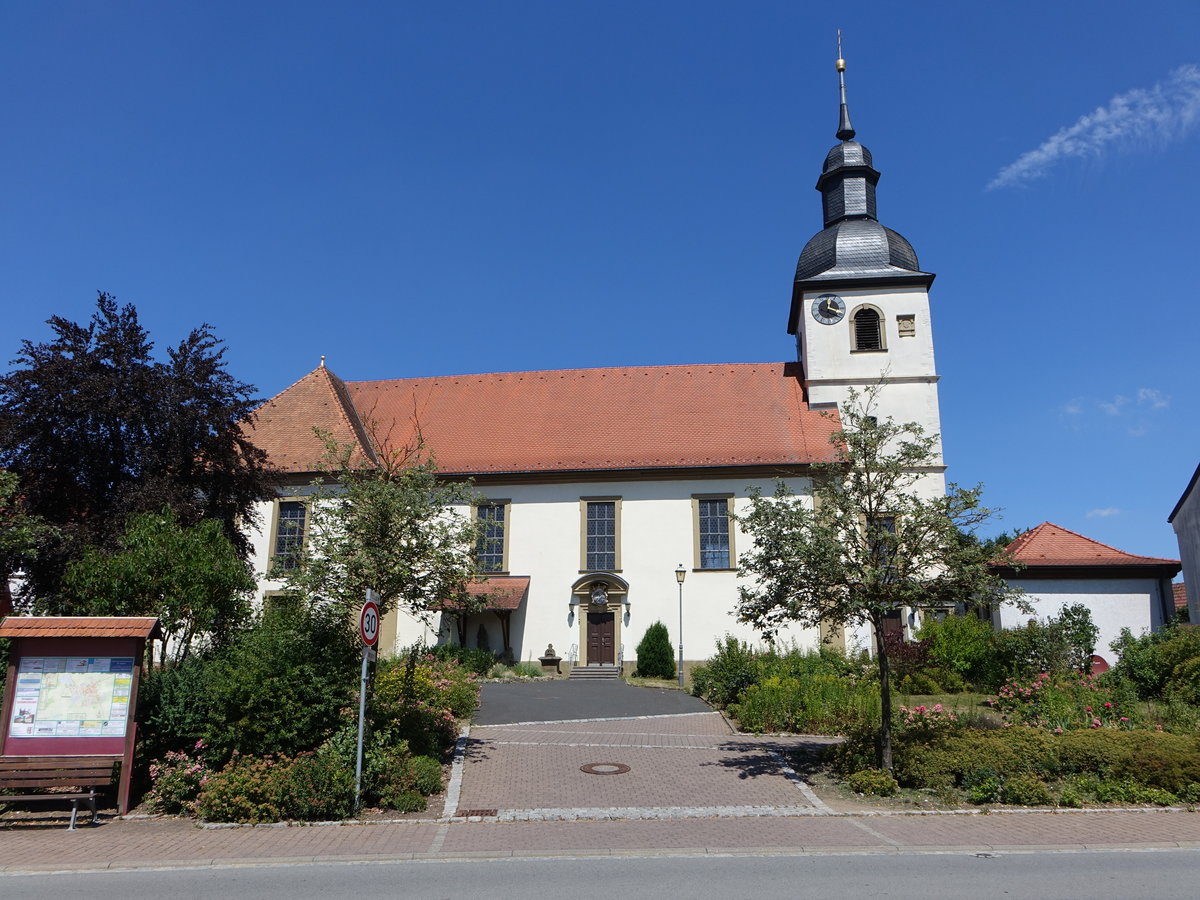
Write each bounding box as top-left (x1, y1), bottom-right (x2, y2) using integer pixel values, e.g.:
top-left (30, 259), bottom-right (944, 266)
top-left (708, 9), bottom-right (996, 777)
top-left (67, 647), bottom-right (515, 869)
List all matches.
top-left (4, 710), bottom-right (1200, 873)
top-left (455, 712), bottom-right (835, 819)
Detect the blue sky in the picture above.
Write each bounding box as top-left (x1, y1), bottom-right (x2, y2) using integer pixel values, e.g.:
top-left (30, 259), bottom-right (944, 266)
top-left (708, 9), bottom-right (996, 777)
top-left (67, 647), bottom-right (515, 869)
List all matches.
top-left (3, 1), bottom-right (1198, 561)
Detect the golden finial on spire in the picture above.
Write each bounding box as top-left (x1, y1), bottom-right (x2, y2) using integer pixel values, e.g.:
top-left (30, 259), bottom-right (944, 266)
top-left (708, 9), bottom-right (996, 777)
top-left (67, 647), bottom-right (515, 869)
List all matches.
top-left (836, 29), bottom-right (846, 72)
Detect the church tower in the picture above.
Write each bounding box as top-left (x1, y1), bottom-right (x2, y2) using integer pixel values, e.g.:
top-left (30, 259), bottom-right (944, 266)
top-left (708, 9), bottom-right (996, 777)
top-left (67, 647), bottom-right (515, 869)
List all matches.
top-left (787, 45), bottom-right (945, 488)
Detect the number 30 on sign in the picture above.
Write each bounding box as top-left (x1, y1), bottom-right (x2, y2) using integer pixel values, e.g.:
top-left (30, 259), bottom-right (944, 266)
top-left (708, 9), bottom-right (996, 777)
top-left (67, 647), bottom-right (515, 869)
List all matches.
top-left (360, 597), bottom-right (380, 647)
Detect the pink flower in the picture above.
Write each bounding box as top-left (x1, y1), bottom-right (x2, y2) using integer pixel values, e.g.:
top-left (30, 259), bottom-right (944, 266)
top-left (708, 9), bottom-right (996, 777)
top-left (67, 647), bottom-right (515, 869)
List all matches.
top-left (1091, 718), bottom-right (1101, 728)
top-left (1103, 702), bottom-right (1113, 709)
top-left (1085, 707), bottom-right (1092, 713)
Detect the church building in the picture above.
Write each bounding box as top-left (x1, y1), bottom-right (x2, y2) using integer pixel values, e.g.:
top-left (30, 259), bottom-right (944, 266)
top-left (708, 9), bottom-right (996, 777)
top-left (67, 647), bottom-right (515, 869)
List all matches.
top-left (245, 55), bottom-right (946, 670)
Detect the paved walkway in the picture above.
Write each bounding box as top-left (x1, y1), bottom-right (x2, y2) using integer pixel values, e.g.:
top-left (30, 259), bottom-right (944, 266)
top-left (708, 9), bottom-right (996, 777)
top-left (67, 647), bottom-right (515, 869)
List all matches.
top-left (4, 685), bottom-right (1200, 872)
top-left (455, 711), bottom-right (834, 819)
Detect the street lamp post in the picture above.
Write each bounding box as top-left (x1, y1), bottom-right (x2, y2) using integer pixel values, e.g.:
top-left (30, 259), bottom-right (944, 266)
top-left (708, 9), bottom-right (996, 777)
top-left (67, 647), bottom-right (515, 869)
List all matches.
top-left (675, 564), bottom-right (686, 688)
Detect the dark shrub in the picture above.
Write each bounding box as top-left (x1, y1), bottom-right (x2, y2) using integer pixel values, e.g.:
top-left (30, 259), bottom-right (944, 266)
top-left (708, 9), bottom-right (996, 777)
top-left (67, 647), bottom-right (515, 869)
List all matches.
top-left (430, 643), bottom-right (496, 677)
top-left (197, 604), bottom-right (360, 761)
top-left (634, 621), bottom-right (675, 680)
top-left (690, 636), bottom-right (759, 706)
top-left (918, 613), bottom-right (996, 686)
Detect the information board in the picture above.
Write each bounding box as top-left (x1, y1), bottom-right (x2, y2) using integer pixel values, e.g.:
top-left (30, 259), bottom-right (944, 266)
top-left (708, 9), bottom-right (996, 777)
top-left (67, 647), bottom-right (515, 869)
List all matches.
top-left (6, 656), bottom-right (135, 739)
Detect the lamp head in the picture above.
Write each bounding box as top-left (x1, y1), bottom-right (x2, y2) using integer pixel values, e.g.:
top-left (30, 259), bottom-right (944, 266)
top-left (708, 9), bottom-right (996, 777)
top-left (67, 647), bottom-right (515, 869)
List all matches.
top-left (675, 564), bottom-right (687, 585)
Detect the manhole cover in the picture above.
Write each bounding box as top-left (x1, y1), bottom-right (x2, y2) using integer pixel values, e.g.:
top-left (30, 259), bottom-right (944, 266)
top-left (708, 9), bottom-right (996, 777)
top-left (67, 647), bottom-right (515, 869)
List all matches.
top-left (580, 762), bottom-right (631, 775)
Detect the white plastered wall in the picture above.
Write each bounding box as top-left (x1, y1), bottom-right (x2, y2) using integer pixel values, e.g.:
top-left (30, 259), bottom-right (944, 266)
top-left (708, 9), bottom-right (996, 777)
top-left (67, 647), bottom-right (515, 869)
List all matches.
top-left (248, 475), bottom-right (828, 663)
top-left (994, 578), bottom-right (1169, 666)
top-left (797, 285), bottom-right (943, 483)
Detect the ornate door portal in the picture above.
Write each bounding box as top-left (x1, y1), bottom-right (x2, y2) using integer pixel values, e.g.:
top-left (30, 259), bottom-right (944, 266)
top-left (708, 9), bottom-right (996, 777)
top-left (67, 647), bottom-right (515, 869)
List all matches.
top-left (586, 611), bottom-right (615, 665)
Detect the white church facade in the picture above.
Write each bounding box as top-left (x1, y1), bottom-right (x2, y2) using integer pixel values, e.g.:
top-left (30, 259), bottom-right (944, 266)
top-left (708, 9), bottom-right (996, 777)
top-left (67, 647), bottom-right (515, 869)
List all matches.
top-left (245, 56), bottom-right (947, 670)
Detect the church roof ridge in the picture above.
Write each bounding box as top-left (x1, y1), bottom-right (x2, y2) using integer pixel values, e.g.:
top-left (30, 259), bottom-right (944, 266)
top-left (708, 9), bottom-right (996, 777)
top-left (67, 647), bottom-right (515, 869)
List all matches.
top-left (347, 360), bottom-right (793, 387)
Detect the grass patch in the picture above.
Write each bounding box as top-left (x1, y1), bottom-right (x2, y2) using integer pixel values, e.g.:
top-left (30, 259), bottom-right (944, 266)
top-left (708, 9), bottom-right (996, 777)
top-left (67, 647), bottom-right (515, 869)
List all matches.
top-left (624, 675), bottom-right (685, 691)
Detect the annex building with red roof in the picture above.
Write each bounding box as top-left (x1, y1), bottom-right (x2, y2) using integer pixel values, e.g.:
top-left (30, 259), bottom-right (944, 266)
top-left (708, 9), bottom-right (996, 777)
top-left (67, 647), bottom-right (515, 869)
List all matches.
top-left (244, 59), bottom-right (950, 669)
top-left (990, 523), bottom-right (1180, 667)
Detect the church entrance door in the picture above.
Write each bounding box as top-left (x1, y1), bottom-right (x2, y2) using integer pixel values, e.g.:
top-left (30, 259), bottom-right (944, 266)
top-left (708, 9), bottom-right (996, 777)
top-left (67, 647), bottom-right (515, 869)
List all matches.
top-left (586, 611), bottom-right (615, 664)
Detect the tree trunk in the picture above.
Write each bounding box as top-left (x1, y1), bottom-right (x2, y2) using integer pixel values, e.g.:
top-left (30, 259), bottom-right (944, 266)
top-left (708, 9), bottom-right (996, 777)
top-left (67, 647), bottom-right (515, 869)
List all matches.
top-left (874, 613), bottom-right (894, 771)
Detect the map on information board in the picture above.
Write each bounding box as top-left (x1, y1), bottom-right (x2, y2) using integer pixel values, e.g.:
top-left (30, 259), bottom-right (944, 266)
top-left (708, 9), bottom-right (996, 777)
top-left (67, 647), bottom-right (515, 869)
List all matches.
top-left (7, 657), bottom-right (134, 738)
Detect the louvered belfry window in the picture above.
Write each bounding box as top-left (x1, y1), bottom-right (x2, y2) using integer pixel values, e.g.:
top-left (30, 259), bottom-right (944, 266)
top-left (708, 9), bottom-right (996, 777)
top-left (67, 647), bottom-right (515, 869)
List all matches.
top-left (853, 307), bottom-right (883, 350)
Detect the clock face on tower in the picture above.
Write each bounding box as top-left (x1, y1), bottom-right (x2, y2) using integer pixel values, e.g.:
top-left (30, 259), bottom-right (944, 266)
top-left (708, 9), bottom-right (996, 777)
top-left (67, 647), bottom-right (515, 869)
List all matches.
top-left (810, 293), bottom-right (846, 325)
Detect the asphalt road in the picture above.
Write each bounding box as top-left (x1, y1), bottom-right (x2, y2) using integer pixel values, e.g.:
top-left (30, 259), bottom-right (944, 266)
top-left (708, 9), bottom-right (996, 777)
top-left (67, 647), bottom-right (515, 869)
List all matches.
top-left (474, 679), bottom-right (711, 725)
top-left (4, 849), bottom-right (1197, 899)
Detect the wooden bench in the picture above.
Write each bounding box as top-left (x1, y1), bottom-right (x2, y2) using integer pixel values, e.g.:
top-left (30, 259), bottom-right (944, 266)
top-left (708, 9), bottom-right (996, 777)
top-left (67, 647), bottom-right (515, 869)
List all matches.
top-left (0, 756), bottom-right (120, 830)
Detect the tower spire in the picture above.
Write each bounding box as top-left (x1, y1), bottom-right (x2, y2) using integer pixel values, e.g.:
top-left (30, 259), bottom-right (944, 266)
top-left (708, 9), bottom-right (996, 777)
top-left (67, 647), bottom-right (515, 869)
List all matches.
top-left (835, 30), bottom-right (855, 141)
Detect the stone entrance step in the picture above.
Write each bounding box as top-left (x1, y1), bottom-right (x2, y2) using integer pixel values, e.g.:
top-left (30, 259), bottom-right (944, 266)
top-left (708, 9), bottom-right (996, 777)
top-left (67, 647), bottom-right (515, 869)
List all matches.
top-left (568, 664), bottom-right (621, 679)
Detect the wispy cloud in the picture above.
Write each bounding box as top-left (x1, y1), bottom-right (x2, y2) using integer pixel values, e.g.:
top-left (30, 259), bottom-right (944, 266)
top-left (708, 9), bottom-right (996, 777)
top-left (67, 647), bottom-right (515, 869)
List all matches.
top-left (1059, 387), bottom-right (1169, 436)
top-left (1138, 387), bottom-right (1169, 409)
top-left (1099, 395), bottom-right (1129, 416)
top-left (1086, 507), bottom-right (1120, 518)
top-left (988, 65), bottom-right (1200, 190)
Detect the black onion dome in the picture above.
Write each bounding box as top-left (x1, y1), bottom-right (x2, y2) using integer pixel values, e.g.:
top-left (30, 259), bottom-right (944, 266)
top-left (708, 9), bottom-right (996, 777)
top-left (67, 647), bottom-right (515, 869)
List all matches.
top-left (795, 219), bottom-right (922, 282)
top-left (787, 52), bottom-right (934, 334)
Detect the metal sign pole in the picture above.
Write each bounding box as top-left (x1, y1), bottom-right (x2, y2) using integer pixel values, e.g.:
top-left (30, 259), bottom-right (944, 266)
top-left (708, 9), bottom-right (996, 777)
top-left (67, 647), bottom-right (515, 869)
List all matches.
top-left (354, 589), bottom-right (381, 814)
top-left (354, 644), bottom-right (369, 814)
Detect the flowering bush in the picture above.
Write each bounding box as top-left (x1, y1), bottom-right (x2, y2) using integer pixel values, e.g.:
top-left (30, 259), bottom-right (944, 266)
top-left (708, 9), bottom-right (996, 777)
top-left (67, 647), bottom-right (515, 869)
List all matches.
top-left (894, 703), bottom-right (960, 738)
top-left (372, 646), bottom-right (480, 758)
top-left (146, 741), bottom-right (213, 815)
top-left (987, 673), bottom-right (1137, 731)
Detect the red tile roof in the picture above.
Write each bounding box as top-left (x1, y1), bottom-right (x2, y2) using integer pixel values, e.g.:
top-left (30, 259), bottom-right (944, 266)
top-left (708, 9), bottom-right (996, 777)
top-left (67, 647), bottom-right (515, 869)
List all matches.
top-left (1174, 582), bottom-right (1188, 610)
top-left (433, 577), bottom-right (530, 612)
top-left (0, 616), bottom-right (163, 640)
top-left (1003, 523), bottom-right (1179, 569)
top-left (247, 366), bottom-right (377, 473)
top-left (466, 577), bottom-right (530, 611)
top-left (248, 362), bottom-right (841, 476)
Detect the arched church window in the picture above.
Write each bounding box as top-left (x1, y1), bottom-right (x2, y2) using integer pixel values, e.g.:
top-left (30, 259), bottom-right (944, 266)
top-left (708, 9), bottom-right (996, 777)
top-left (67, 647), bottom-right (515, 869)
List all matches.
top-left (851, 306), bottom-right (885, 351)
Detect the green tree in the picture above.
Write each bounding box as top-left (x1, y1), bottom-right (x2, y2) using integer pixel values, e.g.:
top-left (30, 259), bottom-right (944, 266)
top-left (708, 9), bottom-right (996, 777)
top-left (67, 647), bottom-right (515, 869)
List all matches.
top-left (634, 621), bottom-right (676, 679)
top-left (0, 293), bottom-right (273, 606)
top-left (734, 387), bottom-right (1020, 770)
top-left (61, 509), bottom-right (254, 666)
top-left (0, 471), bottom-right (60, 616)
top-left (278, 429), bottom-right (484, 624)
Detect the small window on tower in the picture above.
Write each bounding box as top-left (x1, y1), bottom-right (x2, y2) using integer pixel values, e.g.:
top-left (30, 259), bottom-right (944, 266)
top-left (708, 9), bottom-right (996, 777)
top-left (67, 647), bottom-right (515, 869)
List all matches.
top-left (851, 306), bottom-right (885, 351)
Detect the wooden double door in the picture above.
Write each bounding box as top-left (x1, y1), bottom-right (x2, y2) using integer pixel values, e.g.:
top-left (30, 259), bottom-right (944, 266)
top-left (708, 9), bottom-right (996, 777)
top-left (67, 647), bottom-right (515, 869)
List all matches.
top-left (586, 611), bottom-right (615, 665)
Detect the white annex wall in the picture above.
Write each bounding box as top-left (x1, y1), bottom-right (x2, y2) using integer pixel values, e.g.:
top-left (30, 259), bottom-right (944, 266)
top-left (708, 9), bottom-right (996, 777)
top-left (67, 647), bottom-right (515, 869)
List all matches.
top-left (995, 577), bottom-right (1170, 666)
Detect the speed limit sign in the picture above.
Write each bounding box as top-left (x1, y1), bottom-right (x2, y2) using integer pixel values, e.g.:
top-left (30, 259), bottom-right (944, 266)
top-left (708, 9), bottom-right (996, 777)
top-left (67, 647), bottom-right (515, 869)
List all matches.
top-left (360, 596), bottom-right (380, 647)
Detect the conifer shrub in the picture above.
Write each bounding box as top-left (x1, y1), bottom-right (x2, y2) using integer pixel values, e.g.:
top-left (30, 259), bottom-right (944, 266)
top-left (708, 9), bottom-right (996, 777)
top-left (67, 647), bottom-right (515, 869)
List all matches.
top-left (634, 621), bottom-right (676, 680)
